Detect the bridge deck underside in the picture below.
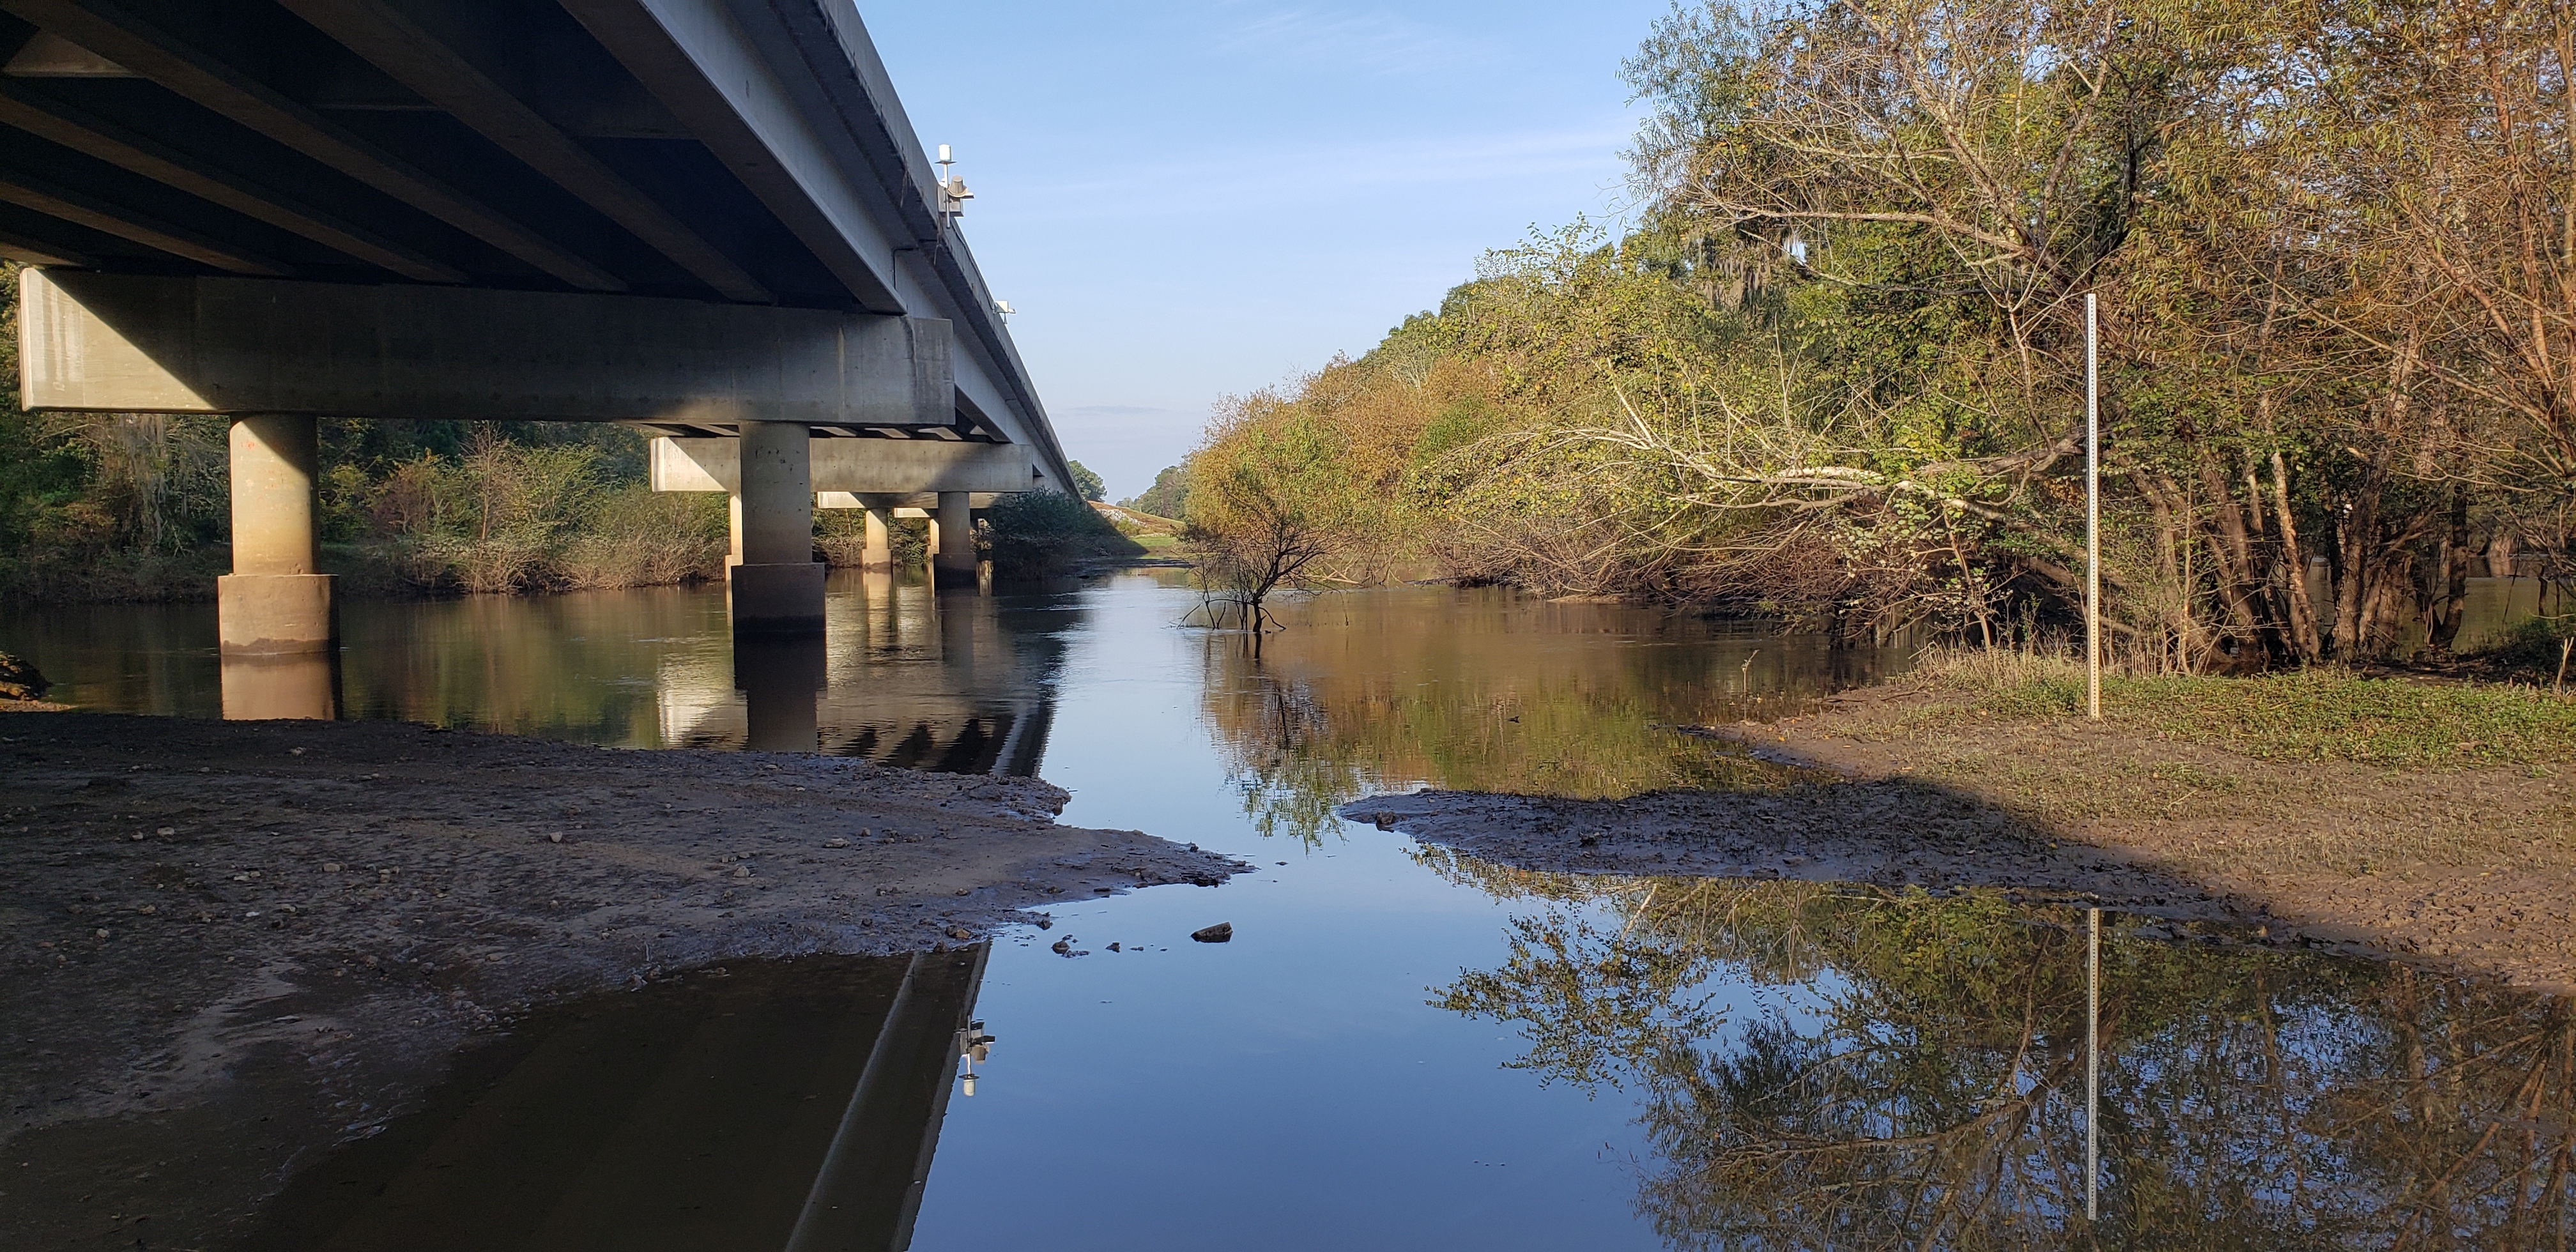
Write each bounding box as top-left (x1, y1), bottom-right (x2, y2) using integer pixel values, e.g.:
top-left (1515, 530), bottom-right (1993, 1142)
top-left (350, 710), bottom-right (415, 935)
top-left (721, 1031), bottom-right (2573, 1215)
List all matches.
top-left (0, 0), bottom-right (1071, 484)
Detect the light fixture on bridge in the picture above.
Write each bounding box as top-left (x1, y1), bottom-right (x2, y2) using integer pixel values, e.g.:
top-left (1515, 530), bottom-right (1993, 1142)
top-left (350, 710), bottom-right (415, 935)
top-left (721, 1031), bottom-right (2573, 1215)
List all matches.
top-left (936, 143), bottom-right (973, 220)
top-left (993, 300), bottom-right (1015, 321)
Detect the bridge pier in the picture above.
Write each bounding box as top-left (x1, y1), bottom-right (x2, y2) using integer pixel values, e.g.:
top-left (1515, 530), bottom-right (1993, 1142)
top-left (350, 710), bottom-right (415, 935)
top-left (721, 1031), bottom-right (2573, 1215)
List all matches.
top-left (218, 415), bottom-right (335, 658)
top-left (862, 506), bottom-right (894, 571)
top-left (932, 492), bottom-right (977, 589)
top-left (729, 421), bottom-right (825, 634)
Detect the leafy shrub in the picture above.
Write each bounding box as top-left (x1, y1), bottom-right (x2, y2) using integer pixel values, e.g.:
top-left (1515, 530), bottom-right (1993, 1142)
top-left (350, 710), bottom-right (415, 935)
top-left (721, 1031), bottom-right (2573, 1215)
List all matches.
top-left (981, 491), bottom-right (1142, 577)
top-left (560, 488), bottom-right (726, 588)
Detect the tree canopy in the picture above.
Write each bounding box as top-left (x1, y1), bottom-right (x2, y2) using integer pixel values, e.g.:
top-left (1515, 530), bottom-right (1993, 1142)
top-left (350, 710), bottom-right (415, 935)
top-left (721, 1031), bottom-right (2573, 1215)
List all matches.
top-left (1177, 0), bottom-right (2576, 668)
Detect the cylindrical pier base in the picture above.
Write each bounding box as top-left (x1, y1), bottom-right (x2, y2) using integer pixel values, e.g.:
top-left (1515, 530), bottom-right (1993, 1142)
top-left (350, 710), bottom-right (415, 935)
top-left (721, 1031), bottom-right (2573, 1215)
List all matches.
top-left (221, 415), bottom-right (334, 656)
top-left (932, 491), bottom-right (977, 589)
top-left (218, 573), bottom-right (336, 655)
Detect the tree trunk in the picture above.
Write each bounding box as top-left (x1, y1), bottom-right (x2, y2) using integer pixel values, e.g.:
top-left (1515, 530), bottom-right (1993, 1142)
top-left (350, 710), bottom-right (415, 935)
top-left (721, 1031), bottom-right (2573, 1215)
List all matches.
top-left (2328, 457), bottom-right (2389, 661)
top-left (2269, 452), bottom-right (2322, 663)
top-left (2138, 472), bottom-right (2199, 673)
top-left (2426, 484), bottom-right (2471, 652)
top-left (2194, 443), bottom-right (2262, 665)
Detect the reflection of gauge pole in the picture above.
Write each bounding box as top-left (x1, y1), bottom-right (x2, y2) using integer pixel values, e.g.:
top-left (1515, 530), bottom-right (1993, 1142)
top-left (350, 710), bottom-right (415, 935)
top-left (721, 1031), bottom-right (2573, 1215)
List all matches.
top-left (957, 1018), bottom-right (996, 1096)
top-left (2086, 906), bottom-right (2100, 1224)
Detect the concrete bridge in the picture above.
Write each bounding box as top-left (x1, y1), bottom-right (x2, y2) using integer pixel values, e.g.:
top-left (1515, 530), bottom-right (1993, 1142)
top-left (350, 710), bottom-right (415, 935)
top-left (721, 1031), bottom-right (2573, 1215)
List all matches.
top-left (0, 0), bottom-right (1075, 658)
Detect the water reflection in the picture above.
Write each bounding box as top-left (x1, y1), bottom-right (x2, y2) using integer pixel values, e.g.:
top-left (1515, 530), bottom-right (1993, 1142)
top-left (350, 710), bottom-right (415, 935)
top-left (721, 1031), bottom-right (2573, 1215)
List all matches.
top-left (220, 650), bottom-right (338, 721)
top-left (233, 948), bottom-right (990, 1251)
top-left (1196, 587), bottom-right (1908, 843)
top-left (735, 633), bottom-right (825, 752)
top-left (4, 572), bottom-right (1070, 774)
top-left (1427, 857), bottom-right (2575, 1249)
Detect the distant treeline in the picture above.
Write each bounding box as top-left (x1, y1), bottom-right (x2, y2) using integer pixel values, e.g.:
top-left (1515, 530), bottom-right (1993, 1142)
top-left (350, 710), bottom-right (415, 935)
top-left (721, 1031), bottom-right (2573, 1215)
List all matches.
top-left (1174, 0), bottom-right (2576, 671)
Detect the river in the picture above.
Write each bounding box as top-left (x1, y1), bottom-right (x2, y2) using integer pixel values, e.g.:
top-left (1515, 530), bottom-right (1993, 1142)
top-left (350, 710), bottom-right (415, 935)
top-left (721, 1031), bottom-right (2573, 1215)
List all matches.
top-left (6, 571), bottom-right (2570, 1249)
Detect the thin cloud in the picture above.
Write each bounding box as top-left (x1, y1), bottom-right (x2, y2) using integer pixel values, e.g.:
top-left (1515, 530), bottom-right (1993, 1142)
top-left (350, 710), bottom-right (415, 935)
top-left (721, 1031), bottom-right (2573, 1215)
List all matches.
top-left (1008, 123), bottom-right (1634, 224)
top-left (1211, 5), bottom-right (1505, 75)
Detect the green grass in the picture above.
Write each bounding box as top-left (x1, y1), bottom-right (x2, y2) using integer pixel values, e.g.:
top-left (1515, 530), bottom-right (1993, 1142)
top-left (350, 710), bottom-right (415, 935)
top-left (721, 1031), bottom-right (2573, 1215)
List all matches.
top-left (1914, 649), bottom-right (2576, 768)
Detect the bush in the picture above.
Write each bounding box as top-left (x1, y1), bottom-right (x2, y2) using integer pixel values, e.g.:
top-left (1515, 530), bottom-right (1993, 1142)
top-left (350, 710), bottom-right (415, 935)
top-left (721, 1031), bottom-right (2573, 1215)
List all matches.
top-left (980, 491), bottom-right (1144, 577)
top-left (2465, 614), bottom-right (2576, 678)
top-left (560, 488), bottom-right (727, 588)
top-left (351, 442), bottom-right (723, 594)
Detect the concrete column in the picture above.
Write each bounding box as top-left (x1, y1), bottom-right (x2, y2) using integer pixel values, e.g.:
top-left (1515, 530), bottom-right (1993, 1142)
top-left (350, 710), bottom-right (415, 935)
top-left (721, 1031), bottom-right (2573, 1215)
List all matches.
top-left (862, 507), bottom-right (892, 571)
top-left (933, 491), bottom-right (977, 589)
top-left (726, 494), bottom-right (744, 567)
top-left (218, 414), bottom-right (334, 656)
top-left (728, 421), bottom-right (824, 634)
top-left (735, 634), bottom-right (823, 752)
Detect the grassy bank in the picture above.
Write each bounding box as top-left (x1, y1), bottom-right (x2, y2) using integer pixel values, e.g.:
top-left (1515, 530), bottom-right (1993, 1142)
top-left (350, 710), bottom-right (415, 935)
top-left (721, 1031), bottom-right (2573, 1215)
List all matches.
top-left (1733, 651), bottom-right (2576, 986)
top-left (1903, 648), bottom-right (2576, 769)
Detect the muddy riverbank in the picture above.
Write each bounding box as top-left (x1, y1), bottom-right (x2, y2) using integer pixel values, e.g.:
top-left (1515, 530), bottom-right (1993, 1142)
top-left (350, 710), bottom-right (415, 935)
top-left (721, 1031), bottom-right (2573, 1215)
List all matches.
top-left (1346, 680), bottom-right (2576, 994)
top-left (0, 707), bottom-right (1241, 1249)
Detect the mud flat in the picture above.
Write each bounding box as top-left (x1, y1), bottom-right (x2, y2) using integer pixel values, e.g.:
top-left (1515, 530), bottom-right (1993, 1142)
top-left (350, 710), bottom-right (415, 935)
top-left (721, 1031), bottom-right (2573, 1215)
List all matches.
top-left (1346, 682), bottom-right (2576, 995)
top-left (0, 708), bottom-right (1241, 1249)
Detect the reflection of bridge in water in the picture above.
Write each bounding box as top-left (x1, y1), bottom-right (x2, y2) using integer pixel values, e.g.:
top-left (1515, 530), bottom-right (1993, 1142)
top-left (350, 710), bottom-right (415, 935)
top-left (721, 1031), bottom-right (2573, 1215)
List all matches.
top-left (661, 572), bottom-right (1062, 775)
top-left (4, 570), bottom-right (1071, 768)
top-left (234, 947), bottom-right (990, 1251)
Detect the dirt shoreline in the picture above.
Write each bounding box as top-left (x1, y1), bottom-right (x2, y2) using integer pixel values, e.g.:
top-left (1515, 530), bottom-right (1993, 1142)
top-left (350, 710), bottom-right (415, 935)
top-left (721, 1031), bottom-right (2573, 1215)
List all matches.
top-left (1344, 682), bottom-right (2576, 995)
top-left (1, 708), bottom-right (1243, 1249)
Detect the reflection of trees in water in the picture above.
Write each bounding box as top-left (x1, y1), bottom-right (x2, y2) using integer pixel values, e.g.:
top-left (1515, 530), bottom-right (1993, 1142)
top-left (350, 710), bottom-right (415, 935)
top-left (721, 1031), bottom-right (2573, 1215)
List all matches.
top-left (1427, 859), bottom-right (2575, 1249)
top-left (1204, 648), bottom-right (1383, 846)
top-left (1193, 613), bottom-right (1809, 846)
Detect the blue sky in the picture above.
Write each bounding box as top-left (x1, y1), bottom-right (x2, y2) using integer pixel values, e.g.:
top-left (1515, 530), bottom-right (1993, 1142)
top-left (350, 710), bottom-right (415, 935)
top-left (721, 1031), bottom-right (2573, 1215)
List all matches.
top-left (864, 1), bottom-right (1677, 500)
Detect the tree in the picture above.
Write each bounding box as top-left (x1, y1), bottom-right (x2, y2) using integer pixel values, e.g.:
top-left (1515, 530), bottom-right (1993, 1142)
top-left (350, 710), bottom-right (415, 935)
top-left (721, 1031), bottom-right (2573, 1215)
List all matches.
top-left (1067, 459), bottom-right (1106, 501)
top-left (1181, 398), bottom-right (1365, 655)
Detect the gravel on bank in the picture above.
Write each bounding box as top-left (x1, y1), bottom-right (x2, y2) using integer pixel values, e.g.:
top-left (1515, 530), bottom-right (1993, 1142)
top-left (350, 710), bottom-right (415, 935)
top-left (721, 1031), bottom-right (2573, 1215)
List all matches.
top-left (1, 708), bottom-right (1243, 1248)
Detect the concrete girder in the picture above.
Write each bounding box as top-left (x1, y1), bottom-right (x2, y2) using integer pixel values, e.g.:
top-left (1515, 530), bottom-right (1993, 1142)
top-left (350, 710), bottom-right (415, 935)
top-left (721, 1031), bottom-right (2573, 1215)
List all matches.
top-left (0, 0), bottom-right (624, 291)
top-left (275, 0), bottom-right (771, 303)
top-left (651, 436), bottom-right (1032, 496)
top-left (556, 0), bottom-right (905, 311)
top-left (0, 222), bottom-right (83, 264)
top-left (18, 268), bottom-right (952, 427)
top-left (0, 167), bottom-right (286, 273)
top-left (0, 75), bottom-right (465, 281)
top-left (555, 2), bottom-right (1078, 493)
top-left (835, 495), bottom-right (1001, 515)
